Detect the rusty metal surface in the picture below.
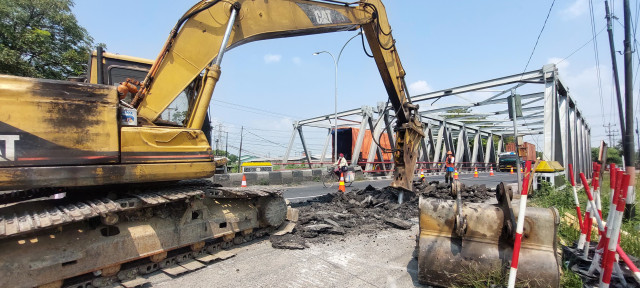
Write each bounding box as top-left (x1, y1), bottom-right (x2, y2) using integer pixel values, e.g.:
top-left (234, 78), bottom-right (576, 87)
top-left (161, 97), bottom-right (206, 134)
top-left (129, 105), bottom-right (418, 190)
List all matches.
top-left (390, 118), bottom-right (425, 191)
top-left (0, 162), bottom-right (217, 191)
top-left (196, 250), bottom-right (235, 263)
top-left (0, 191), bottom-right (285, 287)
top-left (0, 198), bottom-right (122, 238)
top-left (417, 197), bottom-right (560, 287)
top-left (0, 75), bottom-right (119, 168)
top-left (0, 183), bottom-right (282, 239)
top-left (121, 277), bottom-right (149, 288)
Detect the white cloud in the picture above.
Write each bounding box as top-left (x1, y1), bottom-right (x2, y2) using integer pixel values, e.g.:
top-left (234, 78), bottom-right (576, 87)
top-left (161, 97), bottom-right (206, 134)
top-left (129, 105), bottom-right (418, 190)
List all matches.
top-left (264, 54), bottom-right (282, 64)
top-left (561, 0), bottom-right (588, 20)
top-left (292, 57), bottom-right (302, 65)
top-left (408, 80), bottom-right (432, 95)
top-left (547, 57), bottom-right (569, 71)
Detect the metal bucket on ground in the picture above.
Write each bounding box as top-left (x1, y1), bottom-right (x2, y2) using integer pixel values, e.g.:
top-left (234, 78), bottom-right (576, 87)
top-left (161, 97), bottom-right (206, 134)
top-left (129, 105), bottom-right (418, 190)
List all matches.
top-left (417, 196), bottom-right (561, 287)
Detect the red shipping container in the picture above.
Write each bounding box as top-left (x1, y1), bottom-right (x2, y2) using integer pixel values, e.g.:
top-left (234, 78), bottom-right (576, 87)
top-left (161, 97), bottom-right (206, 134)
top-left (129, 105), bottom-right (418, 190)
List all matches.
top-left (333, 127), bottom-right (392, 165)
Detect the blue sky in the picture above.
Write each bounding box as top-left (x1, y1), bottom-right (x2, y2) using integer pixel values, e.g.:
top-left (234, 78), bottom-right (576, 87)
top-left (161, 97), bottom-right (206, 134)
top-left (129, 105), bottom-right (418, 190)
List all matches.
top-left (73, 0), bottom-right (636, 159)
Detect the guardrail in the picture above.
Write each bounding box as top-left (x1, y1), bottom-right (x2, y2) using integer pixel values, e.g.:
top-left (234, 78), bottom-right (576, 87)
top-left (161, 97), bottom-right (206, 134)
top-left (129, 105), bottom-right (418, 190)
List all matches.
top-left (271, 160), bottom-right (498, 175)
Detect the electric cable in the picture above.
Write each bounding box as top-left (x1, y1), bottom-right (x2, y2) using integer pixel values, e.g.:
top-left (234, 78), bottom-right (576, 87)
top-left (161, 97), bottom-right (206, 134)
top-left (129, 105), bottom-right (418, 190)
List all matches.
top-left (589, 0), bottom-right (607, 124)
top-left (555, 26), bottom-right (605, 65)
top-left (515, 0), bottom-right (557, 160)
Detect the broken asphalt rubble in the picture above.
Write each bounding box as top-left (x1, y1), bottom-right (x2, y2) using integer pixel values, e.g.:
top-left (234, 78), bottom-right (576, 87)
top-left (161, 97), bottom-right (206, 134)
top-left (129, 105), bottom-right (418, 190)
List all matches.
top-left (270, 181), bottom-right (494, 249)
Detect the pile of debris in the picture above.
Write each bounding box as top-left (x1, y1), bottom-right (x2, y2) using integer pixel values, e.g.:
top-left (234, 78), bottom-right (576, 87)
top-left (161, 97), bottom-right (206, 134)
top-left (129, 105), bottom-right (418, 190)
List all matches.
top-left (270, 182), bottom-right (494, 250)
top-left (414, 180), bottom-right (493, 203)
top-left (270, 185), bottom-right (416, 250)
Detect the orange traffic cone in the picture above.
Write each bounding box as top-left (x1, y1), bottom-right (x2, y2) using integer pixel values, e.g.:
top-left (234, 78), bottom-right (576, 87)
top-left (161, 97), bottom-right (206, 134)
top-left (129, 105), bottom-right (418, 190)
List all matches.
top-left (510, 167), bottom-right (514, 175)
top-left (241, 174), bottom-right (247, 187)
top-left (489, 167), bottom-right (495, 176)
top-left (453, 169), bottom-right (459, 180)
top-left (338, 172), bottom-right (346, 192)
top-left (473, 167), bottom-right (478, 178)
top-left (420, 169), bottom-right (425, 178)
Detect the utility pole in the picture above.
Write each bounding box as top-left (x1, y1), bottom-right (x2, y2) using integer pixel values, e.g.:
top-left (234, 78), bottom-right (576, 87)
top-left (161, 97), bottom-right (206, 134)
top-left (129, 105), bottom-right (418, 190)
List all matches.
top-left (225, 131), bottom-right (228, 158)
top-left (603, 123), bottom-right (618, 147)
top-left (215, 126), bottom-right (219, 157)
top-left (215, 124), bottom-right (222, 156)
top-left (237, 126), bottom-right (243, 173)
top-left (636, 118), bottom-right (640, 164)
top-left (605, 0), bottom-right (627, 139)
top-left (623, 0), bottom-right (636, 219)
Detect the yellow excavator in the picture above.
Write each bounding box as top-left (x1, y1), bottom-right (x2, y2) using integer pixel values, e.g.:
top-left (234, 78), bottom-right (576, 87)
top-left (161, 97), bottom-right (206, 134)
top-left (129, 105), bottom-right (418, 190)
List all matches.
top-left (0, 1), bottom-right (561, 287)
top-left (0, 1), bottom-right (424, 287)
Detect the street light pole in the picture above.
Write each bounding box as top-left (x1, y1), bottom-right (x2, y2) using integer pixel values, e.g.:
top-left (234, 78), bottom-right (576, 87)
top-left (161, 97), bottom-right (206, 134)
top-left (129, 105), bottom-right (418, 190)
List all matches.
top-left (314, 31), bottom-right (362, 163)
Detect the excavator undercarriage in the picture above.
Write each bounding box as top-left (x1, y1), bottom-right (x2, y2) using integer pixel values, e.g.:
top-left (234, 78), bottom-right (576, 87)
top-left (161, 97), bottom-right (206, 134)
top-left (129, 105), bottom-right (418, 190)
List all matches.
top-left (0, 181), bottom-right (286, 288)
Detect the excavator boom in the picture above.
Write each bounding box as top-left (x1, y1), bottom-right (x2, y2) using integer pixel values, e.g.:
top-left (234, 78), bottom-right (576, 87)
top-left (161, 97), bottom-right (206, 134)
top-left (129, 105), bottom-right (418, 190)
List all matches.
top-left (0, 1), bottom-right (426, 287)
top-left (134, 0), bottom-right (423, 190)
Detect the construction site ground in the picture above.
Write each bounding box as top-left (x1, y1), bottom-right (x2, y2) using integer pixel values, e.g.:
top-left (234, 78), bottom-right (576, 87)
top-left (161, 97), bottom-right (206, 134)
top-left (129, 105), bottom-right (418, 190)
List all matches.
top-left (149, 223), bottom-right (421, 288)
top-left (143, 172), bottom-right (514, 288)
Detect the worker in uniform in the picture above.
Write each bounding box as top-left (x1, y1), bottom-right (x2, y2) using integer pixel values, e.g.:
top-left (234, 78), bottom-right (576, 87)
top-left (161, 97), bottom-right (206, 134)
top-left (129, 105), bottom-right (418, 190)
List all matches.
top-left (445, 151), bottom-right (455, 183)
top-left (334, 153), bottom-right (348, 177)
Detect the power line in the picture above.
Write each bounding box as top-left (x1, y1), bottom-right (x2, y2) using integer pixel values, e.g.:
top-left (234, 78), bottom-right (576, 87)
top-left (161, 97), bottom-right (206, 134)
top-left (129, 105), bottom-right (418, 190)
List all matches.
top-left (555, 26), bottom-right (606, 65)
top-left (589, 0), bottom-right (607, 124)
top-left (212, 99), bottom-right (300, 119)
top-left (604, 122), bottom-right (619, 146)
top-left (518, 0), bottom-right (556, 80)
top-left (515, 0), bottom-right (556, 158)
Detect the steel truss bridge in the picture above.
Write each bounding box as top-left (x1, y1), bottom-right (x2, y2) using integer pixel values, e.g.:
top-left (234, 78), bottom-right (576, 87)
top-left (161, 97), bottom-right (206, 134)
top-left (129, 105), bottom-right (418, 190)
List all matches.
top-left (283, 64), bottom-right (592, 178)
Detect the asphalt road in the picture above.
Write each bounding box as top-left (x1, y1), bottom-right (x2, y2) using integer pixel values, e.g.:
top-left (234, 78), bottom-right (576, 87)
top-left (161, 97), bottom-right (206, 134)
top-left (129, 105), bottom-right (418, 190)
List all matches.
top-left (283, 172), bottom-right (518, 202)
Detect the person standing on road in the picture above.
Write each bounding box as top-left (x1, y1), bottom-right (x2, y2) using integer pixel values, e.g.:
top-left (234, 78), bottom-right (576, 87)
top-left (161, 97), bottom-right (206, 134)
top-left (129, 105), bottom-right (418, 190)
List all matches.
top-left (445, 151), bottom-right (455, 183)
top-left (334, 153), bottom-right (348, 177)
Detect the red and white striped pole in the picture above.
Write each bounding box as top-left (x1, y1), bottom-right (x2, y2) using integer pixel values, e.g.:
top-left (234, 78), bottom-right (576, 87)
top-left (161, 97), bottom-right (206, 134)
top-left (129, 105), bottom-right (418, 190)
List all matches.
top-left (588, 169), bottom-right (623, 274)
top-left (507, 161), bottom-right (532, 288)
top-left (593, 166), bottom-right (603, 221)
top-left (568, 164), bottom-right (583, 231)
top-left (600, 173), bottom-right (630, 287)
top-left (578, 202), bottom-right (591, 252)
top-left (616, 245), bottom-right (640, 283)
top-left (579, 173), bottom-right (606, 235)
top-left (585, 163), bottom-right (599, 254)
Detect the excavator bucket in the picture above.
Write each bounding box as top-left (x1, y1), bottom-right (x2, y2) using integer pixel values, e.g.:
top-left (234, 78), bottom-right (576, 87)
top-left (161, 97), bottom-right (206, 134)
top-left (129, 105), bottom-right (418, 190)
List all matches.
top-left (417, 186), bottom-right (561, 287)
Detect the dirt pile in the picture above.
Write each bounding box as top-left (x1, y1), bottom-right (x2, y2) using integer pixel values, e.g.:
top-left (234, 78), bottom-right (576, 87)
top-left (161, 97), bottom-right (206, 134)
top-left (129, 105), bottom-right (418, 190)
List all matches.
top-left (270, 182), bottom-right (494, 250)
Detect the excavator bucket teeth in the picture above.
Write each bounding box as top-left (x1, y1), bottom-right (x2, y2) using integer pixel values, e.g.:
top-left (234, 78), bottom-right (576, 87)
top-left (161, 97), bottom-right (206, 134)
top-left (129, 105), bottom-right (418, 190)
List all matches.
top-left (417, 197), bottom-right (561, 287)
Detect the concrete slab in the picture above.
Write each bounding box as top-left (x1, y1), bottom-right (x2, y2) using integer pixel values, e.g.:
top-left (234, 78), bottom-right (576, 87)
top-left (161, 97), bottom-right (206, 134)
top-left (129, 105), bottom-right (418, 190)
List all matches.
top-left (149, 223), bottom-right (426, 288)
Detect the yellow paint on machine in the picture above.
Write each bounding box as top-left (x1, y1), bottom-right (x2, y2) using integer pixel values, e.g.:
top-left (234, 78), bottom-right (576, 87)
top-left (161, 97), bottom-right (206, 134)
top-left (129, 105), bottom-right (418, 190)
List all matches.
top-left (0, 162), bottom-right (217, 190)
top-left (0, 74), bottom-right (119, 156)
top-left (120, 126), bottom-right (212, 163)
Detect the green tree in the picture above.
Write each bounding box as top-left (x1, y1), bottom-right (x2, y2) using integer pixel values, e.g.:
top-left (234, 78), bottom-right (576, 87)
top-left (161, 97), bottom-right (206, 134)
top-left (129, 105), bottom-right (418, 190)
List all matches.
top-left (0, 0), bottom-right (93, 79)
top-left (591, 147), bottom-right (622, 165)
top-left (171, 111), bottom-right (188, 124)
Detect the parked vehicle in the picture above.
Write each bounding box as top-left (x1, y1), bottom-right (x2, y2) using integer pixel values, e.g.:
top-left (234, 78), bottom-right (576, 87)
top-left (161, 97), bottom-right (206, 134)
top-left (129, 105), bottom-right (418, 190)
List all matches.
top-left (498, 152), bottom-right (523, 172)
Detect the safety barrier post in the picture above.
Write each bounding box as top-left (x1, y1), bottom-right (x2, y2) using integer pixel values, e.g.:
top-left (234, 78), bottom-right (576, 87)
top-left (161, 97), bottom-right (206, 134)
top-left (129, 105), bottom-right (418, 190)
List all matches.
top-left (507, 160), bottom-right (532, 288)
top-left (601, 174), bottom-right (630, 287)
top-left (568, 164), bottom-right (583, 231)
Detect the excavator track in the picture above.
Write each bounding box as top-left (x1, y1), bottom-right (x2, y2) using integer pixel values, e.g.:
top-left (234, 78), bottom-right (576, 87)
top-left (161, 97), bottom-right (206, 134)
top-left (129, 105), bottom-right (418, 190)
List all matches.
top-left (58, 226), bottom-right (273, 288)
top-left (0, 182), bottom-right (288, 288)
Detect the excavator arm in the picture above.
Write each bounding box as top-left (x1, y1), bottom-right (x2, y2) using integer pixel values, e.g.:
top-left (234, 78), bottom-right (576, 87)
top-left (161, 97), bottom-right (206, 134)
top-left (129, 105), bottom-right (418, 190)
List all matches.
top-left (134, 0), bottom-right (424, 190)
